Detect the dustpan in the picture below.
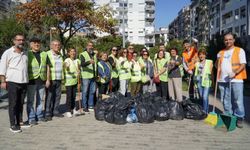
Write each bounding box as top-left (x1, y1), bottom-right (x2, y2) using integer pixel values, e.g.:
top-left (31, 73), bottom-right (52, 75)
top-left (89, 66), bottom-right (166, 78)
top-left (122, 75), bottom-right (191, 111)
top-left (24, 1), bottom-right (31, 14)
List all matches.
top-left (215, 113), bottom-right (237, 131)
top-left (204, 65), bottom-right (219, 126)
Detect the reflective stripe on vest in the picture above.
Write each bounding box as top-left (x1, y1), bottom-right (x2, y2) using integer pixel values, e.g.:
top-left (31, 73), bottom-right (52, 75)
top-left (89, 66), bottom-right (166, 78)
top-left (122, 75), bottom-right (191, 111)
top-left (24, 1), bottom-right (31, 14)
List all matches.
top-left (47, 50), bottom-right (63, 80)
top-left (80, 51), bottom-right (97, 79)
top-left (109, 54), bottom-right (119, 78)
top-left (194, 59), bottom-right (213, 87)
top-left (118, 57), bottom-right (131, 80)
top-left (219, 47), bottom-right (247, 80)
top-left (28, 51), bottom-right (47, 81)
top-left (97, 61), bottom-right (111, 83)
top-left (157, 58), bottom-right (168, 82)
top-left (130, 61), bottom-right (141, 82)
top-left (64, 58), bottom-right (78, 86)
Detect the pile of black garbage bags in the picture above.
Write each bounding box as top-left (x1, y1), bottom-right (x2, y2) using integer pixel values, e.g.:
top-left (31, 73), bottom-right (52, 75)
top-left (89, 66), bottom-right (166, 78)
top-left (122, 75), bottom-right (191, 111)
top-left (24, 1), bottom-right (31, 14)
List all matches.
top-left (94, 92), bottom-right (207, 125)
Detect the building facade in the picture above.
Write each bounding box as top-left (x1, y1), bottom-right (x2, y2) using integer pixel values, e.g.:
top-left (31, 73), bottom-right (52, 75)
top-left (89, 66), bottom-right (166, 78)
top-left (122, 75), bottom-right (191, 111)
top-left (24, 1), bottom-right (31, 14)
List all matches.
top-left (95, 0), bottom-right (155, 47)
top-left (155, 27), bottom-right (169, 46)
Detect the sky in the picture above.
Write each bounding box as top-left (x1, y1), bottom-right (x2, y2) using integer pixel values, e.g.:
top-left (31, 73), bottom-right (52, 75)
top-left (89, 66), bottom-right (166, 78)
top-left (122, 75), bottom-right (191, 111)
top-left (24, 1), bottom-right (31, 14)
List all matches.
top-left (155, 0), bottom-right (191, 29)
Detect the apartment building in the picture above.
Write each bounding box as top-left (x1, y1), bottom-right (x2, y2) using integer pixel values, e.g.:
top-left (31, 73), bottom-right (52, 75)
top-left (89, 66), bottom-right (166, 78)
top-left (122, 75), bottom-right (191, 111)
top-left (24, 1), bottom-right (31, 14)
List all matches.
top-left (95, 0), bottom-right (155, 47)
top-left (209, 0), bottom-right (248, 38)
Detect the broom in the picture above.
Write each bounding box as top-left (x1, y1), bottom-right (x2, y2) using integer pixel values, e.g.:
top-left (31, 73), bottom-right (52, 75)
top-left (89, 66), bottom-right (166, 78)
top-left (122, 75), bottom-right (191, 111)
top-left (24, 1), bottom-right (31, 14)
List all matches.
top-left (76, 73), bottom-right (85, 116)
top-left (204, 61), bottom-right (220, 126)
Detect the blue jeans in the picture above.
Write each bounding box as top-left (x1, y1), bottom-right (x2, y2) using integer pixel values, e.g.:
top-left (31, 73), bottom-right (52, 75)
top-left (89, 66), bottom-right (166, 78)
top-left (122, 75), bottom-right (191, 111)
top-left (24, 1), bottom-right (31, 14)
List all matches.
top-left (27, 84), bottom-right (45, 122)
top-left (197, 81), bottom-right (210, 113)
top-left (82, 78), bottom-right (96, 109)
top-left (45, 80), bottom-right (62, 117)
top-left (218, 82), bottom-right (245, 118)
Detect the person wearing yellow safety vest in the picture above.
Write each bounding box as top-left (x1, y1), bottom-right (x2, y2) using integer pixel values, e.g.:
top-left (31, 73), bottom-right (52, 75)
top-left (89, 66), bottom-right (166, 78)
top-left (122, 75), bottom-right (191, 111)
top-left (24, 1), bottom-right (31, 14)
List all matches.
top-left (139, 49), bottom-right (155, 94)
top-left (27, 37), bottom-right (48, 125)
top-left (167, 48), bottom-right (183, 102)
top-left (108, 46), bottom-right (119, 92)
top-left (118, 48), bottom-right (131, 96)
top-left (154, 50), bottom-right (170, 98)
top-left (153, 43), bottom-right (170, 62)
top-left (130, 52), bottom-right (142, 97)
top-left (97, 52), bottom-right (111, 100)
top-left (194, 49), bottom-right (213, 113)
top-left (216, 33), bottom-right (247, 128)
top-left (64, 48), bottom-right (82, 118)
top-left (79, 41), bottom-right (97, 112)
top-left (45, 40), bottom-right (64, 120)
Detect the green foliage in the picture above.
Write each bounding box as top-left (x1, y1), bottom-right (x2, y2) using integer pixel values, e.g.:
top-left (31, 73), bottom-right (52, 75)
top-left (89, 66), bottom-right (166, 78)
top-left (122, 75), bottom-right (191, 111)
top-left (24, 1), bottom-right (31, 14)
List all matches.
top-left (0, 16), bottom-right (27, 55)
top-left (128, 44), bottom-right (145, 53)
top-left (66, 36), bottom-right (89, 56)
top-left (94, 35), bottom-right (122, 52)
top-left (165, 39), bottom-right (184, 55)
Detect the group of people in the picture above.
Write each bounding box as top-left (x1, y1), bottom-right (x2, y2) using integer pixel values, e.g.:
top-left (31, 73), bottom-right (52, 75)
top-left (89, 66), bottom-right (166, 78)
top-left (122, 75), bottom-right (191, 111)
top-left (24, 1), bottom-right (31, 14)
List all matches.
top-left (0, 32), bottom-right (247, 133)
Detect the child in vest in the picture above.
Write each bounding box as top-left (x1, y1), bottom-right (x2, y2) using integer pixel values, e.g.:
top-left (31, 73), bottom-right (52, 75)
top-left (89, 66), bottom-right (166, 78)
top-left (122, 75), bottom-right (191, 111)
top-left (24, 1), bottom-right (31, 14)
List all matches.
top-left (194, 49), bottom-right (213, 114)
top-left (64, 48), bottom-right (81, 117)
top-left (97, 52), bottom-right (111, 100)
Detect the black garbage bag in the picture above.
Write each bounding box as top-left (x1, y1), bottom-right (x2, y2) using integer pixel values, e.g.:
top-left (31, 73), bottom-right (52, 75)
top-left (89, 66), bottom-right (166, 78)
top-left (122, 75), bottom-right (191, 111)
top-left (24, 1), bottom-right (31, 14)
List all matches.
top-left (168, 101), bottom-right (184, 120)
top-left (135, 103), bottom-right (155, 123)
top-left (153, 100), bottom-right (169, 121)
top-left (113, 108), bottom-right (128, 125)
top-left (182, 100), bottom-right (207, 120)
top-left (104, 105), bottom-right (115, 123)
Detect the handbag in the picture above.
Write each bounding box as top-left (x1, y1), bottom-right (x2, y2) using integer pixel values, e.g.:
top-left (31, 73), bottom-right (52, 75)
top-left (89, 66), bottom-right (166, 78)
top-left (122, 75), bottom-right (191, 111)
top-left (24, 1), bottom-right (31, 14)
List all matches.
top-left (153, 60), bottom-right (160, 84)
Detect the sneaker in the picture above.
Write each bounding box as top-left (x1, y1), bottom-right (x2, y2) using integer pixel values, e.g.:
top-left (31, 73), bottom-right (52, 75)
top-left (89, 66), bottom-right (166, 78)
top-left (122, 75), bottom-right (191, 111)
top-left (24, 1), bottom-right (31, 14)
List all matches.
top-left (88, 107), bottom-right (94, 112)
top-left (20, 121), bottom-right (31, 128)
top-left (45, 116), bottom-right (52, 121)
top-left (65, 112), bottom-right (73, 118)
top-left (38, 118), bottom-right (48, 122)
top-left (30, 120), bottom-right (38, 126)
top-left (73, 109), bottom-right (84, 116)
top-left (10, 125), bottom-right (21, 133)
top-left (84, 108), bottom-right (89, 112)
top-left (236, 118), bottom-right (243, 128)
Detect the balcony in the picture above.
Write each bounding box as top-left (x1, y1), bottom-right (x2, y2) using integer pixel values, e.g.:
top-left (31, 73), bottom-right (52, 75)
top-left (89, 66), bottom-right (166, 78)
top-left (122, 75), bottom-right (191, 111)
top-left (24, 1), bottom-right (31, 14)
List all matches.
top-left (145, 5), bottom-right (155, 12)
top-left (145, 13), bottom-right (155, 21)
top-left (145, 0), bottom-right (155, 4)
top-left (145, 39), bottom-right (155, 44)
top-left (145, 30), bottom-right (154, 36)
top-left (116, 6), bottom-right (128, 11)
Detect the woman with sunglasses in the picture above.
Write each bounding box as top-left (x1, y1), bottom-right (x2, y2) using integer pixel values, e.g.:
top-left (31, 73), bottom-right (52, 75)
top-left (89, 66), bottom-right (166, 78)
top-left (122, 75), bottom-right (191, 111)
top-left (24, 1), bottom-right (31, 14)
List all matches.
top-left (108, 46), bottom-right (119, 92)
top-left (139, 50), bottom-right (154, 94)
top-left (118, 48), bottom-right (131, 96)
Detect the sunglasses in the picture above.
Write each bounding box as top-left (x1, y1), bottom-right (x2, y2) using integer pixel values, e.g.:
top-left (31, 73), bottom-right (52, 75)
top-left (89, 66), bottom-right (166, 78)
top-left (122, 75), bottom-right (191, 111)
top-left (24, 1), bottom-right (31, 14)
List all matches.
top-left (143, 53), bottom-right (148, 56)
top-left (112, 49), bottom-right (118, 51)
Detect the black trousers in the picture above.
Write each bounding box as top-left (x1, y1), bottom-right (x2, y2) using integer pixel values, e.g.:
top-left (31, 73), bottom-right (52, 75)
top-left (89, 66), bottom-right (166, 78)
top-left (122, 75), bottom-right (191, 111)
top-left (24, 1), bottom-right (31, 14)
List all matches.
top-left (7, 82), bottom-right (27, 127)
top-left (98, 82), bottom-right (109, 100)
top-left (66, 85), bottom-right (77, 112)
top-left (156, 81), bottom-right (169, 99)
top-left (45, 80), bottom-right (61, 117)
top-left (111, 78), bottom-right (119, 93)
top-left (189, 74), bottom-right (195, 99)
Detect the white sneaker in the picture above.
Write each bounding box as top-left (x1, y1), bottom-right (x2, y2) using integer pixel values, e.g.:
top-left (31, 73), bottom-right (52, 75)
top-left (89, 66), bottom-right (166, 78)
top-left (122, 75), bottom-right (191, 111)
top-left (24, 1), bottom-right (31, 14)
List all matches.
top-left (88, 108), bottom-right (94, 112)
top-left (73, 109), bottom-right (85, 116)
top-left (65, 112), bottom-right (73, 118)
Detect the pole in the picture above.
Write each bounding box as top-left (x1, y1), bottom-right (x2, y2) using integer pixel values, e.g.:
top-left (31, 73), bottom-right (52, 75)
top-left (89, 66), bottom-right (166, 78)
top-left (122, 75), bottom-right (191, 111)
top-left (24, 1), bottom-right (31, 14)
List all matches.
top-left (122, 0), bottom-right (125, 48)
top-left (189, 8), bottom-right (192, 43)
top-left (50, 29), bottom-right (52, 44)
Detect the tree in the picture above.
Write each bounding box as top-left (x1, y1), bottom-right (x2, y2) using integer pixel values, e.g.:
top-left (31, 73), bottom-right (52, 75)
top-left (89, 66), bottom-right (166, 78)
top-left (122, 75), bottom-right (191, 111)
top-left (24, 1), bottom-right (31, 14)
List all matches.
top-left (0, 16), bottom-right (27, 57)
top-left (16, 0), bottom-right (117, 56)
top-left (94, 35), bottom-right (122, 52)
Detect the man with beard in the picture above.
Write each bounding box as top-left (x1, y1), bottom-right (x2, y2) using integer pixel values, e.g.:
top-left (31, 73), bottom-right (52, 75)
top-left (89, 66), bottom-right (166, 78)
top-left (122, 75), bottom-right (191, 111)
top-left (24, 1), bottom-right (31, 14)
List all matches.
top-left (0, 33), bottom-right (28, 133)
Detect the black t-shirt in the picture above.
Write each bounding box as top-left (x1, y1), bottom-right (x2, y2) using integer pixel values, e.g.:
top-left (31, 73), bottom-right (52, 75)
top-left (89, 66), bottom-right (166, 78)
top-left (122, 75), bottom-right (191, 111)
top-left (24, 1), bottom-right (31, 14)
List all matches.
top-left (165, 56), bottom-right (182, 78)
top-left (28, 51), bottom-right (44, 85)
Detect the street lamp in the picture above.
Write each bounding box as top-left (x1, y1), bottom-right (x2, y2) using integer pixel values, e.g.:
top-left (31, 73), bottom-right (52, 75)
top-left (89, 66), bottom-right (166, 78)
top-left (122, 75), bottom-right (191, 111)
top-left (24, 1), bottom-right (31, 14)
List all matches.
top-left (50, 27), bottom-right (57, 44)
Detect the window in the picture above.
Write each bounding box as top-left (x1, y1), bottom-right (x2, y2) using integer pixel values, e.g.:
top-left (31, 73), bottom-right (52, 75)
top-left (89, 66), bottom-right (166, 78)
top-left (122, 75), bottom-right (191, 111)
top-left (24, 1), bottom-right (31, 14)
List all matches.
top-left (240, 6), bottom-right (246, 19)
top-left (240, 24), bottom-right (246, 36)
top-left (216, 17), bottom-right (220, 28)
top-left (138, 31), bottom-right (143, 33)
top-left (235, 9), bottom-right (239, 19)
top-left (235, 26), bottom-right (239, 36)
top-left (129, 3), bottom-right (132, 8)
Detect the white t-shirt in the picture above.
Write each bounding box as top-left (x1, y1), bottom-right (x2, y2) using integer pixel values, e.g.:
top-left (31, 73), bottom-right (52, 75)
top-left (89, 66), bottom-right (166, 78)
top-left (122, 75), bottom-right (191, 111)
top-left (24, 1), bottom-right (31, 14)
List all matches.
top-left (217, 47), bottom-right (246, 82)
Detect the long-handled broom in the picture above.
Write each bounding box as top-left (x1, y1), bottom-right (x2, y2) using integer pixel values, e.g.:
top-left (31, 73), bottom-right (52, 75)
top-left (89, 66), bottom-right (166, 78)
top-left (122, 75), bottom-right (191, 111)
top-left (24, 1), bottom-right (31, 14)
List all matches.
top-left (76, 75), bottom-right (85, 116)
top-left (204, 63), bottom-right (220, 126)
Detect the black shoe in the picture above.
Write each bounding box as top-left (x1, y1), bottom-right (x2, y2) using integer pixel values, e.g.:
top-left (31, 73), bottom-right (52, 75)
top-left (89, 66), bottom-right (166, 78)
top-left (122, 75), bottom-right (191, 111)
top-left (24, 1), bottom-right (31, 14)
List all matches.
top-left (54, 114), bottom-right (64, 118)
top-left (10, 125), bottom-right (21, 133)
top-left (20, 121), bottom-right (31, 128)
top-left (84, 108), bottom-right (89, 112)
top-left (38, 118), bottom-right (48, 122)
top-left (30, 120), bottom-right (38, 126)
top-left (236, 118), bottom-right (243, 128)
top-left (45, 116), bottom-right (52, 121)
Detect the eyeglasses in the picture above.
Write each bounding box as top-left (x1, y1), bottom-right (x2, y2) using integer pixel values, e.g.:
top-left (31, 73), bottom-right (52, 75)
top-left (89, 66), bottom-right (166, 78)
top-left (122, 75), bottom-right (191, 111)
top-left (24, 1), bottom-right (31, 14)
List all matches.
top-left (15, 39), bottom-right (25, 41)
top-left (143, 53), bottom-right (148, 56)
top-left (112, 49), bottom-right (118, 51)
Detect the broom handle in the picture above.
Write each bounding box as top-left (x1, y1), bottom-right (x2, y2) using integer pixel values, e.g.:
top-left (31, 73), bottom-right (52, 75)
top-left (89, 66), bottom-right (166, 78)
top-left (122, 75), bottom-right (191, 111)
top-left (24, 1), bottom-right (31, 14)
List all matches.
top-left (77, 74), bottom-right (82, 113)
top-left (212, 59), bottom-right (220, 112)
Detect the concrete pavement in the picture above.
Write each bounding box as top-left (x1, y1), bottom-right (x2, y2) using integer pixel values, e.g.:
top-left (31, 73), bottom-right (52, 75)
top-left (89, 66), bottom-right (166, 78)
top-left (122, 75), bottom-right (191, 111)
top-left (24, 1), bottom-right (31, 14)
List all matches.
top-left (0, 94), bottom-right (250, 150)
